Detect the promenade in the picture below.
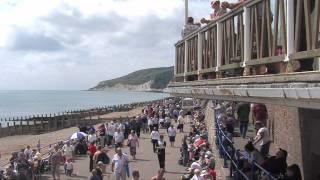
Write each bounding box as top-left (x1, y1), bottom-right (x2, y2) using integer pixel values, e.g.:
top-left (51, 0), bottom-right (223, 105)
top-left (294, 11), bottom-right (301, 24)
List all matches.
top-left (42, 121), bottom-right (188, 180)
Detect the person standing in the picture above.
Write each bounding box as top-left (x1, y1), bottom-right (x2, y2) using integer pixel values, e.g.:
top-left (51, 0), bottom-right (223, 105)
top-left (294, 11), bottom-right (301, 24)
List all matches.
top-left (114, 129), bottom-right (125, 149)
top-left (88, 130), bottom-right (97, 144)
top-left (153, 115), bottom-right (159, 131)
top-left (155, 135), bottom-right (166, 170)
top-left (253, 121), bottom-right (271, 157)
top-left (237, 102), bottom-right (251, 138)
top-left (128, 130), bottom-right (139, 160)
top-left (88, 142), bottom-right (97, 172)
top-left (62, 141), bottom-right (74, 161)
top-left (111, 148), bottom-right (129, 180)
top-left (98, 124), bottom-right (106, 147)
top-left (167, 125), bottom-right (176, 147)
top-left (177, 113), bottom-right (185, 132)
top-left (50, 145), bottom-right (63, 180)
top-left (148, 117), bottom-right (154, 133)
top-left (150, 127), bottom-right (160, 153)
top-left (24, 145), bottom-right (33, 160)
top-left (107, 122), bottom-right (116, 146)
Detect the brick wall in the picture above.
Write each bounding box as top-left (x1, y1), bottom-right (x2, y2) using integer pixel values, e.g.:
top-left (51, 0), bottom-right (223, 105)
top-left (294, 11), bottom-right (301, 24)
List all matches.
top-left (266, 104), bottom-right (304, 175)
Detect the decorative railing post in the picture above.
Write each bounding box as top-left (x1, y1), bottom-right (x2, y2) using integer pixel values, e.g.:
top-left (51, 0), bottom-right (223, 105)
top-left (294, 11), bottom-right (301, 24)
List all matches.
top-left (184, 40), bottom-right (189, 82)
top-left (286, 0), bottom-right (295, 58)
top-left (243, 6), bottom-right (251, 76)
top-left (197, 32), bottom-right (203, 80)
top-left (216, 22), bottom-right (223, 78)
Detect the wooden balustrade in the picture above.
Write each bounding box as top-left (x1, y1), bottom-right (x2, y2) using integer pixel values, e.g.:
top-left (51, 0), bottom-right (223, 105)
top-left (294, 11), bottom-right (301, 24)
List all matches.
top-left (174, 0), bottom-right (320, 82)
top-left (175, 42), bottom-right (185, 76)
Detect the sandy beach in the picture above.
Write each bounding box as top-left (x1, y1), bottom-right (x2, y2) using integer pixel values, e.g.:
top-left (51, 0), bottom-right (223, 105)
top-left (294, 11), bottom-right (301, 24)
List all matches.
top-left (0, 107), bottom-right (143, 166)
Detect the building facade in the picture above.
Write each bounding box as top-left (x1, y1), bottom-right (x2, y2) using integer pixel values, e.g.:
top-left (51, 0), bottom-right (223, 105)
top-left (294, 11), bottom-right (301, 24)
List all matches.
top-left (167, 0), bottom-right (320, 179)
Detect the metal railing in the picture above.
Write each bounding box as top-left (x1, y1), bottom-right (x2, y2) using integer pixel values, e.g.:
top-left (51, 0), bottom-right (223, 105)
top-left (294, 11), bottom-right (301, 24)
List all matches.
top-left (214, 111), bottom-right (276, 180)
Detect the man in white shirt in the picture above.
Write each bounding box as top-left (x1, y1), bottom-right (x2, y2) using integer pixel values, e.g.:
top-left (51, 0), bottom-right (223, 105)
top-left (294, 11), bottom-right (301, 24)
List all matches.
top-left (167, 125), bottom-right (177, 147)
top-left (111, 148), bottom-right (129, 180)
top-left (253, 121), bottom-right (271, 157)
top-left (24, 145), bottom-right (33, 160)
top-left (107, 122), bottom-right (116, 146)
top-left (150, 128), bottom-right (160, 153)
top-left (88, 130), bottom-right (97, 144)
top-left (114, 129), bottom-right (124, 149)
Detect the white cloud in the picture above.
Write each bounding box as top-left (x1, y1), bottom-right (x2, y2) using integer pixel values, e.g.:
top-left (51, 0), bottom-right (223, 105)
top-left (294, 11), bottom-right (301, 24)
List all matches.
top-left (0, 0), bottom-right (212, 90)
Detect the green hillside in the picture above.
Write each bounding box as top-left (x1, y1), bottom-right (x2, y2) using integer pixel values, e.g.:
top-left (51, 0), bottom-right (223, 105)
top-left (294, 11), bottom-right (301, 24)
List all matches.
top-left (90, 66), bottom-right (174, 90)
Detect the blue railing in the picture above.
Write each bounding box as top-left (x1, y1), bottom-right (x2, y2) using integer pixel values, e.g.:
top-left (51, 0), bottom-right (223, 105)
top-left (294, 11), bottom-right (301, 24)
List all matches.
top-left (214, 111), bottom-right (276, 180)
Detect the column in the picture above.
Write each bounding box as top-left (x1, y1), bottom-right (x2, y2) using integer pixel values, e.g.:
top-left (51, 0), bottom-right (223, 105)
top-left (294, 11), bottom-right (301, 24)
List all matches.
top-left (243, 6), bottom-right (251, 76)
top-left (184, 40), bottom-right (189, 82)
top-left (216, 22), bottom-right (223, 73)
top-left (197, 32), bottom-right (203, 80)
top-left (286, 0), bottom-right (294, 61)
top-left (243, 6), bottom-right (251, 66)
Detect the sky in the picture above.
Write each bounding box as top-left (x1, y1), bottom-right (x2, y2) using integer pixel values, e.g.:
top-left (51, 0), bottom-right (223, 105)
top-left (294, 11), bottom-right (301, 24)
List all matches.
top-left (0, 0), bottom-right (215, 90)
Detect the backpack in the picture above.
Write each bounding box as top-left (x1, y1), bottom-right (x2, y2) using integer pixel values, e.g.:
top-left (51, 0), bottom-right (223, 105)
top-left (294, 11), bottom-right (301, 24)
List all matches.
top-left (96, 153), bottom-right (110, 164)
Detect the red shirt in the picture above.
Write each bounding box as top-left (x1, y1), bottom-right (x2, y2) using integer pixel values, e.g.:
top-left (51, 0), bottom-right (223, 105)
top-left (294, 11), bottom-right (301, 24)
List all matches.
top-left (88, 144), bottom-right (97, 155)
top-left (207, 168), bottom-right (216, 180)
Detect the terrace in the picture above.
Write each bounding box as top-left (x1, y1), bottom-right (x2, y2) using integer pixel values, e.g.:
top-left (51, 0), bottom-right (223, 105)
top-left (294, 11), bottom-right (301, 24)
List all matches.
top-left (167, 0), bottom-right (320, 107)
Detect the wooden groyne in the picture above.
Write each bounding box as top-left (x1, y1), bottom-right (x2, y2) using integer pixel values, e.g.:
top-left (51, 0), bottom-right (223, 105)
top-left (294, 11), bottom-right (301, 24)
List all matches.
top-left (0, 98), bottom-right (171, 138)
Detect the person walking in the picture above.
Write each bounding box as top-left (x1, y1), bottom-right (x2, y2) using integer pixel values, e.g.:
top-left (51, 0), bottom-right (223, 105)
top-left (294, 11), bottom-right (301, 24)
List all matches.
top-left (96, 148), bottom-right (110, 174)
top-left (128, 130), bottom-right (139, 160)
top-left (167, 125), bottom-right (176, 147)
top-left (237, 102), bottom-right (251, 138)
top-left (111, 148), bottom-right (129, 180)
top-left (155, 135), bottom-right (166, 170)
top-left (150, 127), bottom-right (160, 153)
top-left (50, 145), bottom-right (63, 180)
top-left (177, 113), bottom-right (185, 132)
top-left (88, 142), bottom-right (97, 172)
top-left (153, 115), bottom-right (159, 131)
top-left (148, 117), bottom-right (154, 133)
top-left (114, 129), bottom-right (125, 150)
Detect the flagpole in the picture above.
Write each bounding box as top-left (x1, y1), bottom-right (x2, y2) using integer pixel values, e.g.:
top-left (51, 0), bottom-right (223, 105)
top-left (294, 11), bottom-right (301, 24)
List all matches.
top-left (185, 0), bottom-right (188, 25)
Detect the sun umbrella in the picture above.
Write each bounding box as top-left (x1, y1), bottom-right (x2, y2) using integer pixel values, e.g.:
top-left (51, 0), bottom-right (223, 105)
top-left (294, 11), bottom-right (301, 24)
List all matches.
top-left (70, 132), bottom-right (87, 140)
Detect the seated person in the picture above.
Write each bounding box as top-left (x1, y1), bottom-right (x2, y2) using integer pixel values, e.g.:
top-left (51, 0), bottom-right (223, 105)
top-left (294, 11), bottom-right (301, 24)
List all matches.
top-left (262, 149), bottom-right (288, 176)
top-left (182, 17), bottom-right (201, 37)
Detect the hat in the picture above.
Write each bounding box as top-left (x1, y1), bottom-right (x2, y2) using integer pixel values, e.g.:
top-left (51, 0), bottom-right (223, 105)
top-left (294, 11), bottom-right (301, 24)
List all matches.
top-left (279, 148), bottom-right (288, 158)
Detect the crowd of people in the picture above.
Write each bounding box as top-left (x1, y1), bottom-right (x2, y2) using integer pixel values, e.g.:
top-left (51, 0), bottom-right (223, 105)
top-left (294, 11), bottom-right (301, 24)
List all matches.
top-left (177, 108), bottom-right (217, 180)
top-left (214, 101), bottom-right (302, 180)
top-left (182, 0), bottom-right (246, 38)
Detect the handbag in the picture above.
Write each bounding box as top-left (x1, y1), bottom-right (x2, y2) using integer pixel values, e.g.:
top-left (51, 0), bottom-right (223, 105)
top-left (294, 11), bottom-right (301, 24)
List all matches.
top-left (127, 140), bottom-right (131, 147)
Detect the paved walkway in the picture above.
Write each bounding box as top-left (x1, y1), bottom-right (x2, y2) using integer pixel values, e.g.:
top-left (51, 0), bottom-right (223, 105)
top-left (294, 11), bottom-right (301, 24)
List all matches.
top-left (42, 122), bottom-right (189, 180)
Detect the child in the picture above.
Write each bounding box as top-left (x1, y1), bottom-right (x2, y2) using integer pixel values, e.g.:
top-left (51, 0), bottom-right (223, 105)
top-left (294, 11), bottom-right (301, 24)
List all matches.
top-left (64, 159), bottom-right (73, 176)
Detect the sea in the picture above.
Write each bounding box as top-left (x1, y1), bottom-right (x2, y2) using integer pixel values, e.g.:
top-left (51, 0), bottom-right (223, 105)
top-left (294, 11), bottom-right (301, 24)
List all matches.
top-left (0, 90), bottom-right (171, 119)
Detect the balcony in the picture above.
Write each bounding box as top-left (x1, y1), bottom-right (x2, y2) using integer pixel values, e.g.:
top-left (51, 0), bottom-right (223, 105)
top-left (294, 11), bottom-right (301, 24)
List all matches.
top-left (168, 0), bottom-right (320, 108)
